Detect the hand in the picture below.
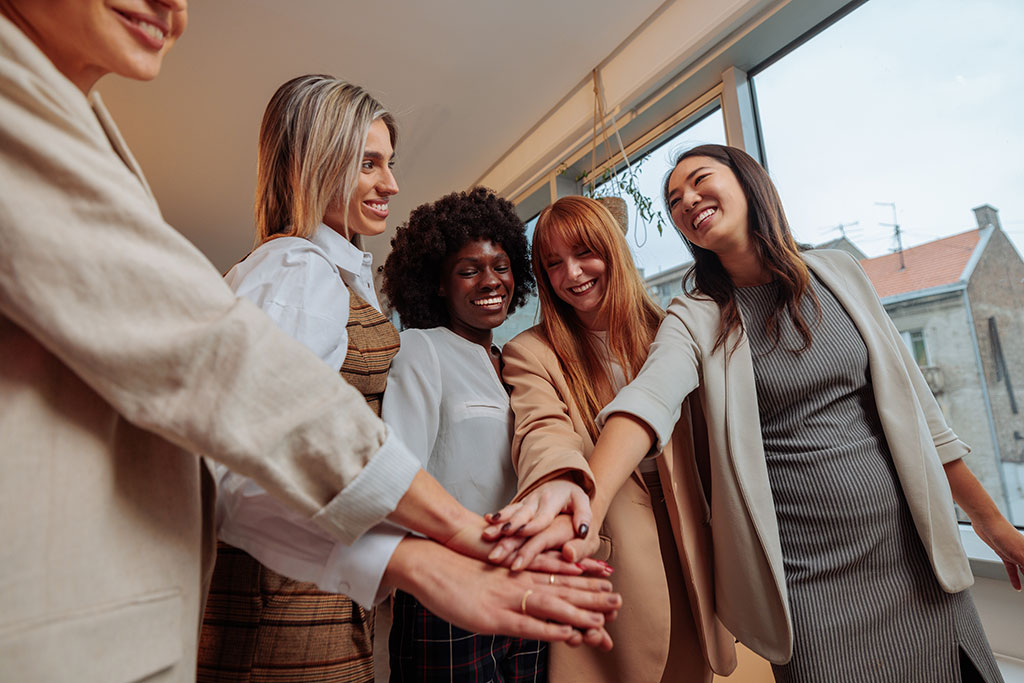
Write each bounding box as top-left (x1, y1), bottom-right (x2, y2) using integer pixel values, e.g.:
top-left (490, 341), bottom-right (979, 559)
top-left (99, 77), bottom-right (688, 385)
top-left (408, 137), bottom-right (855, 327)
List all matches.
top-left (483, 479), bottom-right (592, 542)
top-left (445, 515), bottom-right (611, 578)
top-left (972, 515), bottom-right (1024, 590)
top-left (498, 514), bottom-right (605, 571)
top-left (385, 537), bottom-right (621, 649)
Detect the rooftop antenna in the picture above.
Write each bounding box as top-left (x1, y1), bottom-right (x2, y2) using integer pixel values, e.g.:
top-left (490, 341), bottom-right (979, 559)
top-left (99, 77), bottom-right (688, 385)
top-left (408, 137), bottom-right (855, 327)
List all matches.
top-left (831, 221), bottom-right (859, 239)
top-left (875, 201), bottom-right (904, 270)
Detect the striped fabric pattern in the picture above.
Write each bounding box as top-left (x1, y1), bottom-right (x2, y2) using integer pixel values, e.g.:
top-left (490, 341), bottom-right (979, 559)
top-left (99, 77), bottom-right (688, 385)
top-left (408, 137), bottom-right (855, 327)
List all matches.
top-left (198, 287), bottom-right (400, 682)
top-left (734, 275), bottom-right (1003, 683)
top-left (388, 590), bottom-right (547, 682)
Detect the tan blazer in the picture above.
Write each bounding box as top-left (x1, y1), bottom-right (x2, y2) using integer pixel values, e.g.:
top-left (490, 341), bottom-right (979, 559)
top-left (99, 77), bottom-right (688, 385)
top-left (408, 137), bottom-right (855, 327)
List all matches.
top-left (503, 330), bottom-right (737, 683)
top-left (602, 249), bottom-right (973, 664)
top-left (0, 16), bottom-right (417, 682)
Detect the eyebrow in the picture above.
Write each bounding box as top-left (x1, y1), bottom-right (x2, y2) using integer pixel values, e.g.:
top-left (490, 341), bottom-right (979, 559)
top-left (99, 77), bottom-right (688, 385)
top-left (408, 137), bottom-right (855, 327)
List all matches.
top-left (667, 166), bottom-right (711, 199)
top-left (363, 150), bottom-right (396, 161)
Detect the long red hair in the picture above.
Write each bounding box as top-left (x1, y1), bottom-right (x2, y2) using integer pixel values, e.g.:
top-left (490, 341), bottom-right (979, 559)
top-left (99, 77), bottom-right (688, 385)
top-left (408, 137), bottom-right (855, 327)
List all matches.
top-left (532, 196), bottom-right (664, 441)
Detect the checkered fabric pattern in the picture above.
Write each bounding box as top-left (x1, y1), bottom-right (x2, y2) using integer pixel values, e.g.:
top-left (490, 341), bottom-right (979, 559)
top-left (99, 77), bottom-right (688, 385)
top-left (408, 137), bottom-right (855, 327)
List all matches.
top-left (389, 590), bottom-right (547, 682)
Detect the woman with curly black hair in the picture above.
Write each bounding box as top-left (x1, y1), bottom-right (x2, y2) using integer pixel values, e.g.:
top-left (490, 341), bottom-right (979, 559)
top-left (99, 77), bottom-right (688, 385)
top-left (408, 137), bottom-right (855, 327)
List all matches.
top-left (380, 187), bottom-right (569, 682)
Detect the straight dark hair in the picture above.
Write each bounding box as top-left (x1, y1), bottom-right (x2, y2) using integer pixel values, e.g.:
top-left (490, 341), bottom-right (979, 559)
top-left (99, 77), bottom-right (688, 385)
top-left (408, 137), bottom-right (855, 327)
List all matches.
top-left (663, 144), bottom-right (820, 353)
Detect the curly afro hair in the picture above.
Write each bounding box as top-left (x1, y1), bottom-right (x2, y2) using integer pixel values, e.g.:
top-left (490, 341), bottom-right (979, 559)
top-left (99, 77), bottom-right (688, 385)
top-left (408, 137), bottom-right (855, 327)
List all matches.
top-left (382, 186), bottom-right (534, 330)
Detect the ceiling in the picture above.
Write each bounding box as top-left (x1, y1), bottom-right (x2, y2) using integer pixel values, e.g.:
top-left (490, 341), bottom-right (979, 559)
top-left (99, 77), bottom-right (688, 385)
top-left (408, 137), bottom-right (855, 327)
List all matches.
top-left (97, 0), bottom-right (669, 272)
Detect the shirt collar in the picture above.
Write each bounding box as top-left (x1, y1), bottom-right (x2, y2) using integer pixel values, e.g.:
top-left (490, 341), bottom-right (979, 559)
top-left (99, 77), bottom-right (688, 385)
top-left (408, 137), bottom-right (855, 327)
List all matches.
top-left (310, 224), bottom-right (373, 275)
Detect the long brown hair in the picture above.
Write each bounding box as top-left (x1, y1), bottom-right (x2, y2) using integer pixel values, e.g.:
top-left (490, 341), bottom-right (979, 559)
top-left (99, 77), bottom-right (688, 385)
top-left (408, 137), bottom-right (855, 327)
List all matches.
top-left (254, 75), bottom-right (397, 246)
top-left (663, 144), bottom-right (819, 353)
top-left (532, 196), bottom-right (664, 441)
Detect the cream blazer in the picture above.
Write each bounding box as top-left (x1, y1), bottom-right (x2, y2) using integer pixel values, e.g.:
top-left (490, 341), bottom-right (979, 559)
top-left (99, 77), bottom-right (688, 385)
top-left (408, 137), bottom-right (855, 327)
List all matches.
top-left (601, 249), bottom-right (973, 664)
top-left (0, 16), bottom-right (419, 682)
top-left (503, 331), bottom-right (737, 683)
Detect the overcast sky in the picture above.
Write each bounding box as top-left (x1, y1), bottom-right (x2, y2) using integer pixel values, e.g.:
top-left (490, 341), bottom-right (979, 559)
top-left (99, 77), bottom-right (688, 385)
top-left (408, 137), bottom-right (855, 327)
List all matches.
top-left (616, 0), bottom-right (1024, 276)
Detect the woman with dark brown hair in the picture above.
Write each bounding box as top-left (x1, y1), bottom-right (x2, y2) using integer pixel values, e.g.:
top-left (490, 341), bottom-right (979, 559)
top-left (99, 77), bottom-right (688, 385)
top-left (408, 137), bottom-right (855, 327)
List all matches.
top-left (492, 145), bottom-right (1024, 682)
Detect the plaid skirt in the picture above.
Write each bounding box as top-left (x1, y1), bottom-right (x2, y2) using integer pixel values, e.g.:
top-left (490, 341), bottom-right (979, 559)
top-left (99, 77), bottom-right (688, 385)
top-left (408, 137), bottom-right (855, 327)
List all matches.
top-left (388, 589), bottom-right (547, 682)
top-left (198, 542), bottom-right (374, 682)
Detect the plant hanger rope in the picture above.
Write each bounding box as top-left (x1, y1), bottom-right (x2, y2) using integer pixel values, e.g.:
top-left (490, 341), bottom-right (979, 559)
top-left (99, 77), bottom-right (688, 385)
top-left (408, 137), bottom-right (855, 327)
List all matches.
top-left (589, 68), bottom-right (652, 248)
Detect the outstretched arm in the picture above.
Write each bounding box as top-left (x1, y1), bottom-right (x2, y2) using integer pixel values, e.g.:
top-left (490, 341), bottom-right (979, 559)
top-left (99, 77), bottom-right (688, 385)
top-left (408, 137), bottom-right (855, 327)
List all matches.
top-left (944, 459), bottom-right (1024, 590)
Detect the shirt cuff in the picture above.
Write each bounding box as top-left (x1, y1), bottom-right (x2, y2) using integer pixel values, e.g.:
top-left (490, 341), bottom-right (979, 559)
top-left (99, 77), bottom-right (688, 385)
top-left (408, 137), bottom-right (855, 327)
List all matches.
top-left (311, 427), bottom-right (421, 545)
top-left (319, 522), bottom-right (407, 608)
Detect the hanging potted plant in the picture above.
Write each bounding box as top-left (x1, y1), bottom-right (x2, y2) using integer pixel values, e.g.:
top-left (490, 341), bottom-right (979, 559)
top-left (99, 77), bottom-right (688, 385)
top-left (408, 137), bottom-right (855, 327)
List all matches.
top-left (577, 69), bottom-right (668, 245)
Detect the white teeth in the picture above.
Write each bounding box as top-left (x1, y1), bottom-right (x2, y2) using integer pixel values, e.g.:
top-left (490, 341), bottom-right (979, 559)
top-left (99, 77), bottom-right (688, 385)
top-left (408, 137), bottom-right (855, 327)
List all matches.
top-left (692, 207), bottom-right (716, 229)
top-left (569, 280), bottom-right (595, 294)
top-left (366, 202), bottom-right (388, 212)
top-left (130, 16), bottom-right (166, 41)
top-left (473, 296), bottom-right (503, 307)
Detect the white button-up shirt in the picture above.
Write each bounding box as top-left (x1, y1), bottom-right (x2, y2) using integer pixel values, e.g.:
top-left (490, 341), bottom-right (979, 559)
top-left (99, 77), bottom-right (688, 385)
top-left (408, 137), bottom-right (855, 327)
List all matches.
top-left (212, 225), bottom-right (405, 607)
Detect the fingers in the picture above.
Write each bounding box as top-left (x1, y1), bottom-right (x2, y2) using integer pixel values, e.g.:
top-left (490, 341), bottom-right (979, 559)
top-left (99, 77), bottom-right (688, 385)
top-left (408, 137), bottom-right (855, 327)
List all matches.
top-left (483, 502), bottom-right (525, 539)
top-left (509, 516), bottom-right (576, 571)
top-left (522, 585), bottom-right (622, 635)
top-left (569, 485), bottom-right (593, 538)
top-left (526, 572), bottom-right (614, 595)
top-left (486, 534), bottom-right (525, 565)
top-left (524, 550), bottom-right (584, 576)
top-left (561, 526), bottom-right (602, 564)
top-left (575, 557), bottom-right (614, 577)
top-left (1004, 560), bottom-right (1022, 591)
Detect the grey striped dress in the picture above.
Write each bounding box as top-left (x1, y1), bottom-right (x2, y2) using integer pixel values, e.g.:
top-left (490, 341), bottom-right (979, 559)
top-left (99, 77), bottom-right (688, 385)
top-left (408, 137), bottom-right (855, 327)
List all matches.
top-left (733, 275), bottom-right (1003, 683)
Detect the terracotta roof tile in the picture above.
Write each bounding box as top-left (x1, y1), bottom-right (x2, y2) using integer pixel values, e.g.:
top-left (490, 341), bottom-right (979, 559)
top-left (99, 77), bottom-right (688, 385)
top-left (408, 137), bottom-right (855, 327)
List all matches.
top-left (859, 230), bottom-right (980, 298)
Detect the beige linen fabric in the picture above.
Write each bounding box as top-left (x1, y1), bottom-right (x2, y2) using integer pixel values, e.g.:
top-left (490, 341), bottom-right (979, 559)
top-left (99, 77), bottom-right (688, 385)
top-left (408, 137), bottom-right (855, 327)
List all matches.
top-left (0, 15), bottom-right (417, 682)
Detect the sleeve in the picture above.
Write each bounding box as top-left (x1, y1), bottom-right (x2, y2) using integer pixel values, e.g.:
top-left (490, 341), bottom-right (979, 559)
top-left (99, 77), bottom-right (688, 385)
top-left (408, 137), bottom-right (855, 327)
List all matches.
top-left (227, 242), bottom-right (352, 371)
top-left (840, 251), bottom-right (971, 464)
top-left (597, 301), bottom-right (702, 450)
top-left (0, 49), bottom-right (420, 545)
top-left (213, 461), bottom-right (405, 607)
top-left (501, 336), bottom-right (595, 499)
top-left (214, 252), bottom-right (407, 603)
top-left (381, 330), bottom-right (443, 469)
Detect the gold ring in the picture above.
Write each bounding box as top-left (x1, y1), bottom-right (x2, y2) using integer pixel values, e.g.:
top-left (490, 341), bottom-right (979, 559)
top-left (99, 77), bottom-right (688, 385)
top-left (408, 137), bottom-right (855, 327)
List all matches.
top-left (520, 589), bottom-right (534, 614)
top-left (548, 573), bottom-right (556, 585)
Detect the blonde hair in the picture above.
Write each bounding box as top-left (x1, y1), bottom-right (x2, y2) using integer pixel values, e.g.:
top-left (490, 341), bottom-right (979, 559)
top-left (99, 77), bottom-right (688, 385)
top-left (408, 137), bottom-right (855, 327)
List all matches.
top-left (254, 74), bottom-right (397, 245)
top-left (532, 196), bottom-right (664, 441)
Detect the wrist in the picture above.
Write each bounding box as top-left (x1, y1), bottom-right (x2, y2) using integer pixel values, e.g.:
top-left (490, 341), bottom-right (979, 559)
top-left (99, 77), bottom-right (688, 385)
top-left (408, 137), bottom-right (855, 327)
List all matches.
top-left (389, 469), bottom-right (478, 543)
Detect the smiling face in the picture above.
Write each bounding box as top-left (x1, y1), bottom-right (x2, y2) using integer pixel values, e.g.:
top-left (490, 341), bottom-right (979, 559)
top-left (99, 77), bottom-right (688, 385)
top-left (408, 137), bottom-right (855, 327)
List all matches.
top-left (542, 231), bottom-right (608, 330)
top-left (440, 239), bottom-right (514, 346)
top-left (2, 0), bottom-right (189, 93)
top-left (322, 119), bottom-right (398, 239)
top-left (666, 155), bottom-right (752, 258)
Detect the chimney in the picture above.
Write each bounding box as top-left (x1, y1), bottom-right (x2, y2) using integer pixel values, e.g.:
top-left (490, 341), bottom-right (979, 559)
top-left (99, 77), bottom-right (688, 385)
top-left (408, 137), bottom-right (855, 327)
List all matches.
top-left (972, 204), bottom-right (1001, 231)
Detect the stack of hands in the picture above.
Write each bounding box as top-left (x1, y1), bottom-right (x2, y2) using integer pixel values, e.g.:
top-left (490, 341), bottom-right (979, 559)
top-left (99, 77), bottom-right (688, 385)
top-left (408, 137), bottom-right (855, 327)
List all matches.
top-left (415, 478), bottom-right (613, 648)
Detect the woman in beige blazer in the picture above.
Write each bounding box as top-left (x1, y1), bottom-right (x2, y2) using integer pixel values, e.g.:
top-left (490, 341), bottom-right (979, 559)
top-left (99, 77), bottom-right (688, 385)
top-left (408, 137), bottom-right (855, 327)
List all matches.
top-left (497, 196), bottom-right (738, 683)
top-left (497, 145), bottom-right (1024, 683)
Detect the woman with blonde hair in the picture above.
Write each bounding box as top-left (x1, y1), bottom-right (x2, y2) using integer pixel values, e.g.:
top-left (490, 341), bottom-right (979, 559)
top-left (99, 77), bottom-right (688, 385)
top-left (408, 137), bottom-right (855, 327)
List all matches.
top-left (197, 74), bottom-right (400, 682)
top-left (492, 195), bottom-right (736, 682)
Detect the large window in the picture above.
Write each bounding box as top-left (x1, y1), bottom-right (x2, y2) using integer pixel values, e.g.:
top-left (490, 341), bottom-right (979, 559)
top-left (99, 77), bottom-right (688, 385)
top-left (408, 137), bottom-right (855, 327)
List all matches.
top-left (752, 0), bottom-right (1024, 525)
top-left (594, 106), bottom-right (727, 277)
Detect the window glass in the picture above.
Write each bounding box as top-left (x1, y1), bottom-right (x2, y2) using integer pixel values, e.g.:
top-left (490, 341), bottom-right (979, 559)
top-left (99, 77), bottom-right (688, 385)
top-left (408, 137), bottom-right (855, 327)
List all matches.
top-left (594, 106), bottom-right (727, 278)
top-left (495, 214), bottom-right (540, 346)
top-left (753, 0), bottom-right (1024, 525)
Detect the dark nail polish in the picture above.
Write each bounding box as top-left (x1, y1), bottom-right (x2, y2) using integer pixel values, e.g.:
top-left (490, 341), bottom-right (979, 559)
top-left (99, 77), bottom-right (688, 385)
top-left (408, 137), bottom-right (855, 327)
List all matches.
top-left (514, 525), bottom-right (526, 535)
top-left (577, 523), bottom-right (589, 538)
top-left (501, 522), bottom-right (511, 532)
top-left (490, 512), bottom-right (501, 521)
